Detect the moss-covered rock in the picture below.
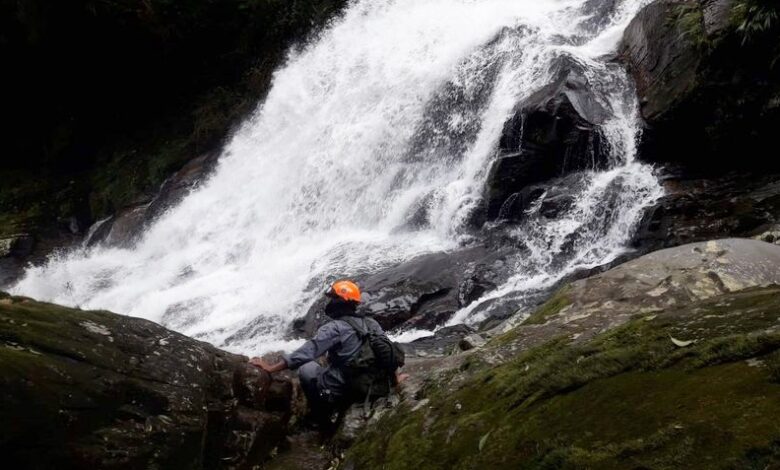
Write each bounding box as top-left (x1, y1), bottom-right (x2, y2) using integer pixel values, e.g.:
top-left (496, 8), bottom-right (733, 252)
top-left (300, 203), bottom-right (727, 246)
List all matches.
top-left (342, 240), bottom-right (780, 469)
top-left (0, 293), bottom-right (294, 469)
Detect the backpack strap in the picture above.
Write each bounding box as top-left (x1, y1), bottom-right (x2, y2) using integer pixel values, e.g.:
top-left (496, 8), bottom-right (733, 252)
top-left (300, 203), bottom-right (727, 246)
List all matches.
top-left (341, 316), bottom-right (369, 339)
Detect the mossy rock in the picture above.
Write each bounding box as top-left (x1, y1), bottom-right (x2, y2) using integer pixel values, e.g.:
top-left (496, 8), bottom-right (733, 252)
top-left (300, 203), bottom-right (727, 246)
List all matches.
top-left (344, 286), bottom-right (780, 469)
top-left (0, 294), bottom-right (292, 469)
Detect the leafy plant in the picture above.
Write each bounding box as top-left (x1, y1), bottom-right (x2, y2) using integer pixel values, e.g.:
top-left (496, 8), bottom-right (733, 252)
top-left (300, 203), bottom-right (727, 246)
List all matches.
top-left (735, 0), bottom-right (780, 44)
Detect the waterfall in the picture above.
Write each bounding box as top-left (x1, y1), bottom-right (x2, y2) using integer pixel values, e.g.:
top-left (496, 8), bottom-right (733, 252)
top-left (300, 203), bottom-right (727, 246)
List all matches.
top-left (12, 0), bottom-right (662, 354)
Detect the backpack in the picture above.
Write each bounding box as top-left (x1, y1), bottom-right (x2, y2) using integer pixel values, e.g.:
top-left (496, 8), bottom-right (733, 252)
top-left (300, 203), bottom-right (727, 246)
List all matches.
top-left (341, 316), bottom-right (405, 400)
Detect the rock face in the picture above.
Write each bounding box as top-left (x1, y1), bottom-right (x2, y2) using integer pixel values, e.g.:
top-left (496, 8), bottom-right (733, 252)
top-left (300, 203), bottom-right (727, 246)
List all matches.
top-left (0, 294), bottom-right (294, 469)
top-left (84, 152), bottom-right (219, 248)
top-left (344, 239), bottom-right (780, 468)
top-left (633, 171), bottom-right (780, 253)
top-left (620, 0), bottom-right (780, 172)
top-left (484, 58), bottom-right (609, 220)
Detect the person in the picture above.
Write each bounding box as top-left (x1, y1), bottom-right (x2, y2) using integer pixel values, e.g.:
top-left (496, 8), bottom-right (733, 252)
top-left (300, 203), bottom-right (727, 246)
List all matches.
top-left (249, 280), bottom-right (405, 424)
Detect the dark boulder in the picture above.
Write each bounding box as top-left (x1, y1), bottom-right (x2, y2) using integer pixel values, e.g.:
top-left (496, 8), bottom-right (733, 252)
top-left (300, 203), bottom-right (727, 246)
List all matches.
top-left (496, 172), bottom-right (588, 222)
top-left (293, 246), bottom-right (509, 337)
top-left (620, 0), bottom-right (780, 172)
top-left (0, 293), bottom-right (293, 469)
top-left (484, 57), bottom-right (609, 219)
top-left (632, 170), bottom-right (780, 253)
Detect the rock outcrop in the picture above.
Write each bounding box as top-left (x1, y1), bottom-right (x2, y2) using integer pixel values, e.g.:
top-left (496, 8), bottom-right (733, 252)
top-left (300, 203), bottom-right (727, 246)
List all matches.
top-left (620, 0), bottom-right (780, 172)
top-left (633, 171), bottom-right (780, 253)
top-left (0, 294), bottom-right (294, 469)
top-left (619, 0), bottom-right (780, 256)
top-left (484, 57), bottom-right (610, 220)
top-left (343, 239), bottom-right (780, 468)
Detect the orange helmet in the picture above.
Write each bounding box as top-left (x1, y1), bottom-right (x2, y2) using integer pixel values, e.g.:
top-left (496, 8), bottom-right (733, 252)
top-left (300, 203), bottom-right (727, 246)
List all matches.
top-left (326, 280), bottom-right (361, 303)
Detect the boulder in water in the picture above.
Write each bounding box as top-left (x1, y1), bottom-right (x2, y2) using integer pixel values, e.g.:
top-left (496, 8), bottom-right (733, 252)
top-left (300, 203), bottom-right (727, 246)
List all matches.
top-left (484, 57), bottom-right (609, 219)
top-left (292, 246), bottom-right (507, 337)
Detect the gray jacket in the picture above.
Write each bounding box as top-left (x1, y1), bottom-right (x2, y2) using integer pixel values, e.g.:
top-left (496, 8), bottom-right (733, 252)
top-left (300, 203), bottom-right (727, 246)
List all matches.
top-left (283, 316), bottom-right (385, 394)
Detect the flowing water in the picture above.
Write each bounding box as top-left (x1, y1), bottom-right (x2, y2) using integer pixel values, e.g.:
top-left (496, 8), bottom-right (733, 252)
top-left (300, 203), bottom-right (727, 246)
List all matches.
top-left (12, 0), bottom-right (662, 354)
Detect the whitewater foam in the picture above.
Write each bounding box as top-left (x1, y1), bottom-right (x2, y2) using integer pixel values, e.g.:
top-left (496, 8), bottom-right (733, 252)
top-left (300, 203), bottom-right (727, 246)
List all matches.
top-left (12, 0), bottom-right (661, 355)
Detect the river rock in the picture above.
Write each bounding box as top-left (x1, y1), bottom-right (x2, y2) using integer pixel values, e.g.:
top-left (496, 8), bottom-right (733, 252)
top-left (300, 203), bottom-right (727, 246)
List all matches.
top-left (292, 246), bottom-right (508, 337)
top-left (484, 57), bottom-right (609, 220)
top-left (0, 293), bottom-right (293, 469)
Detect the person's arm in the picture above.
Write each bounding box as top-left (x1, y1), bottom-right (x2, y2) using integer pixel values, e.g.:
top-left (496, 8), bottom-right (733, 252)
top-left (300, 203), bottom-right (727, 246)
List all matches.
top-left (249, 322), bottom-right (342, 373)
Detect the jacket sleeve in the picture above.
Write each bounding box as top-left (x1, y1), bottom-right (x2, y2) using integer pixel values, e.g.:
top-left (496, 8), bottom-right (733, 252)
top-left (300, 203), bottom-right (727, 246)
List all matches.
top-left (282, 322), bottom-right (342, 370)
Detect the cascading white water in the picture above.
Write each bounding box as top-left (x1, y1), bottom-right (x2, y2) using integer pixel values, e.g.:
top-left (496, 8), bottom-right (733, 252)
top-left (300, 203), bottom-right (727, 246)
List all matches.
top-left (12, 0), bottom-right (662, 354)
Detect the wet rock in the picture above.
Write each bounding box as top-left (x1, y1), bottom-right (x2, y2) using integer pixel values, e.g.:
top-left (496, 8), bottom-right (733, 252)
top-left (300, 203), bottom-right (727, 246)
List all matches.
top-left (633, 172), bottom-right (780, 253)
top-left (85, 152), bottom-right (219, 248)
top-left (292, 246), bottom-right (507, 337)
top-left (496, 172), bottom-right (587, 222)
top-left (404, 324), bottom-right (477, 358)
top-left (458, 333), bottom-right (487, 351)
top-left (620, 0), bottom-right (780, 172)
top-left (484, 57), bottom-right (609, 219)
top-left (0, 294), bottom-right (292, 469)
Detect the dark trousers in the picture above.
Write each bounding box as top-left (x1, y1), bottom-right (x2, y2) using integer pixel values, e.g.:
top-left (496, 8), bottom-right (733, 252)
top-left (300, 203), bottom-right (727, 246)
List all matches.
top-left (298, 361), bottom-right (345, 415)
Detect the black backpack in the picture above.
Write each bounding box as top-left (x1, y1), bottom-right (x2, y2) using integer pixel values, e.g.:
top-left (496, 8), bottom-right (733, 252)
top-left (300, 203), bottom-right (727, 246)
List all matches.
top-left (341, 316), bottom-right (405, 400)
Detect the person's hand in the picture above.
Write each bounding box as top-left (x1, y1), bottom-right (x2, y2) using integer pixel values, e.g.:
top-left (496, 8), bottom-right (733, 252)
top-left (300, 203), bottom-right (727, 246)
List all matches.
top-left (249, 356), bottom-right (288, 373)
top-left (249, 357), bottom-right (272, 371)
top-left (396, 371), bottom-right (410, 384)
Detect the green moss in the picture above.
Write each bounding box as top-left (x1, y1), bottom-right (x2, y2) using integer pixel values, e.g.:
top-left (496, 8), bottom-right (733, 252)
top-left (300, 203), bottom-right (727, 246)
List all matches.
top-left (346, 287), bottom-right (780, 469)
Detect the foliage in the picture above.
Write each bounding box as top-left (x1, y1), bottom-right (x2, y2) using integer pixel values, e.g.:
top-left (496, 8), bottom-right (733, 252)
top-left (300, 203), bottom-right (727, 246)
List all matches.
top-left (734, 0), bottom-right (780, 44)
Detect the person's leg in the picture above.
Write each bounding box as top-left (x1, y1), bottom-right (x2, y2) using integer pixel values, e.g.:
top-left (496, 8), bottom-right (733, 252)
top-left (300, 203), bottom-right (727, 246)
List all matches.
top-left (297, 361), bottom-right (324, 406)
top-left (297, 361), bottom-right (342, 430)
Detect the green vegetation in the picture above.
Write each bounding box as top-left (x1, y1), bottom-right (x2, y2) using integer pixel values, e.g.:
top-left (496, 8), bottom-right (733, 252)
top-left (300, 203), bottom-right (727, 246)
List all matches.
top-left (675, 2), bottom-right (708, 49)
top-left (734, 0), bottom-right (780, 44)
top-left (345, 287), bottom-right (780, 469)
